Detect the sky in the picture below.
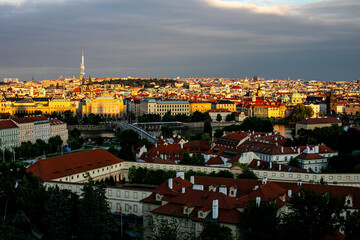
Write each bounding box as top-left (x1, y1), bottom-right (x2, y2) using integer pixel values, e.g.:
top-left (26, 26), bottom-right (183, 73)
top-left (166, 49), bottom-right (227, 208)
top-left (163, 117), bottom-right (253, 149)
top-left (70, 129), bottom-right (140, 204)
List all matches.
top-left (0, 0), bottom-right (359, 81)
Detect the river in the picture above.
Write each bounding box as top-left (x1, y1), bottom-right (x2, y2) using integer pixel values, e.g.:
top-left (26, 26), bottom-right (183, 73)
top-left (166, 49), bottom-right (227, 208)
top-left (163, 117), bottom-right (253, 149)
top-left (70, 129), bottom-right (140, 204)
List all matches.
top-left (273, 124), bottom-right (294, 139)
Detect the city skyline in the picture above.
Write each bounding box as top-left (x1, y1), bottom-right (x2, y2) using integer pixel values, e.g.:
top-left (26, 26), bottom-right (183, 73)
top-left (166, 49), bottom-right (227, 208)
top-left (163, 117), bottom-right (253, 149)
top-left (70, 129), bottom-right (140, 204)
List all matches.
top-left (0, 0), bottom-right (359, 81)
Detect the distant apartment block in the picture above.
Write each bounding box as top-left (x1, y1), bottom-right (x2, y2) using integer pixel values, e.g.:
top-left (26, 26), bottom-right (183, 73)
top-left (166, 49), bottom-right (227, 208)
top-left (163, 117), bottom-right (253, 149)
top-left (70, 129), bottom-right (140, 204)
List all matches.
top-left (139, 98), bottom-right (190, 116)
top-left (0, 119), bottom-right (19, 151)
top-left (11, 116), bottom-right (68, 145)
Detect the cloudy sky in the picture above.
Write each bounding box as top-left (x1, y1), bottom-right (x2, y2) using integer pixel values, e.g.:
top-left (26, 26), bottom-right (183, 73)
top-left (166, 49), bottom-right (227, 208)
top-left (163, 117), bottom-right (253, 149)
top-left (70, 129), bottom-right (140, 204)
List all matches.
top-left (0, 0), bottom-right (359, 81)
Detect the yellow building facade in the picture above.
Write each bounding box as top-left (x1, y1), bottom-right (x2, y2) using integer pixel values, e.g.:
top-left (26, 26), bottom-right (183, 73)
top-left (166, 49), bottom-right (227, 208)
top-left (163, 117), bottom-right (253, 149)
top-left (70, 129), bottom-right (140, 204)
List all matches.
top-left (215, 100), bottom-right (236, 112)
top-left (0, 97), bottom-right (76, 116)
top-left (81, 95), bottom-right (126, 118)
top-left (189, 101), bottom-right (212, 113)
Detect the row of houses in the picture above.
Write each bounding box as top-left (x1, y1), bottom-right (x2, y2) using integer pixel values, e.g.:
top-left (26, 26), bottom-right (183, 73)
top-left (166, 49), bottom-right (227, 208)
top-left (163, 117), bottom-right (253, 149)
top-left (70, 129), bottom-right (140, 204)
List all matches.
top-left (26, 150), bottom-right (359, 239)
top-left (0, 115), bottom-right (68, 150)
top-left (136, 128), bottom-right (338, 173)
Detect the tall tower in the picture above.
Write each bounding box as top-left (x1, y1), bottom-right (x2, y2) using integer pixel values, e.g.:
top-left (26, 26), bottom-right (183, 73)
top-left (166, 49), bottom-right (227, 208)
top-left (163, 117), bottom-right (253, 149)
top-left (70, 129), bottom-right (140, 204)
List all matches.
top-left (326, 89), bottom-right (337, 116)
top-left (80, 51), bottom-right (85, 79)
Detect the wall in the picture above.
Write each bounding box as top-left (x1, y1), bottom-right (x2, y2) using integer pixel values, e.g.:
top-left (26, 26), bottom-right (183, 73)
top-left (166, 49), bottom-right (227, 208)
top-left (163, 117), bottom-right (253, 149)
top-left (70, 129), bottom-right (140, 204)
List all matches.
top-left (44, 181), bottom-right (152, 217)
top-left (252, 169), bottom-right (360, 187)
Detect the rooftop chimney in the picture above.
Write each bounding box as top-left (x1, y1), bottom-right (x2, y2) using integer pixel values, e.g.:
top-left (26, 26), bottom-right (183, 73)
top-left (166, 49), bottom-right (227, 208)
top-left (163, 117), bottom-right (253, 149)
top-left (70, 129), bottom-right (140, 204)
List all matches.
top-left (190, 176), bottom-right (195, 184)
top-left (182, 187), bottom-right (185, 194)
top-left (212, 199), bottom-right (219, 219)
top-left (180, 142), bottom-right (183, 149)
top-left (168, 178), bottom-right (173, 189)
top-left (192, 184), bottom-right (204, 190)
top-left (256, 197), bottom-right (261, 207)
top-left (281, 146), bottom-right (284, 153)
top-left (279, 164), bottom-right (281, 171)
top-left (176, 171), bottom-right (185, 180)
top-left (297, 179), bottom-right (302, 187)
top-left (219, 186), bottom-right (227, 195)
top-left (269, 162), bottom-right (272, 169)
top-left (257, 160), bottom-right (260, 167)
top-left (288, 189), bottom-right (292, 198)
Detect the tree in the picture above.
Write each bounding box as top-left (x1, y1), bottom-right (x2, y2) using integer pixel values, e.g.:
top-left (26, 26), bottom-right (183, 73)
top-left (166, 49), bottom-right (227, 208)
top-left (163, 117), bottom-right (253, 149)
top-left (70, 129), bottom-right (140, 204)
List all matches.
top-left (43, 186), bottom-right (72, 240)
top-left (281, 189), bottom-right (344, 240)
top-left (240, 117), bottom-right (273, 132)
top-left (214, 128), bottom-right (224, 138)
top-left (240, 200), bottom-right (279, 240)
top-left (216, 114), bottom-right (222, 122)
top-left (78, 178), bottom-right (117, 240)
top-left (204, 120), bottom-right (212, 136)
top-left (162, 111), bottom-right (175, 122)
top-left (237, 169), bottom-right (258, 180)
top-left (288, 157), bottom-right (301, 168)
top-left (151, 214), bottom-right (187, 240)
top-left (343, 210), bottom-right (360, 240)
top-left (290, 104), bottom-right (314, 123)
top-left (226, 113), bottom-right (235, 122)
top-left (200, 222), bottom-right (233, 240)
top-left (179, 151), bottom-right (192, 165)
top-left (48, 135), bottom-right (63, 153)
top-left (180, 151), bottom-right (205, 166)
top-left (161, 126), bottom-right (173, 138)
top-left (190, 111), bottom-right (203, 122)
top-left (201, 133), bottom-right (211, 142)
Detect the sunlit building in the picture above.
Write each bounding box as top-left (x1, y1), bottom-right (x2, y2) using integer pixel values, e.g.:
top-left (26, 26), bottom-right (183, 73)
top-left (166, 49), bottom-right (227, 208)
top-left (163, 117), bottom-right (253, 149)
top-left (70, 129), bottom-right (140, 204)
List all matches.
top-left (81, 95), bottom-right (126, 118)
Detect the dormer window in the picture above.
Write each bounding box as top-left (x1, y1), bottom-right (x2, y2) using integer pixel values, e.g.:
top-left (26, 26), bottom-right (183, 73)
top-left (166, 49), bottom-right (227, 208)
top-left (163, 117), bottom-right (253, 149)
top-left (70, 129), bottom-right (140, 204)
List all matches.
top-left (345, 194), bottom-right (353, 207)
top-left (155, 194), bottom-right (163, 201)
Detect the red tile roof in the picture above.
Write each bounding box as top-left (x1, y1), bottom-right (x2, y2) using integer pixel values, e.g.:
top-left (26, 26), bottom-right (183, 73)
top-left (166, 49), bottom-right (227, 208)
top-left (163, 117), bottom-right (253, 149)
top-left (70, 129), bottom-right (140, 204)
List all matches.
top-left (27, 149), bottom-right (124, 181)
top-left (12, 115), bottom-right (48, 124)
top-left (297, 117), bottom-right (341, 125)
top-left (0, 119), bottom-right (18, 130)
top-left (49, 119), bottom-right (66, 125)
top-left (296, 153), bottom-right (326, 160)
top-left (206, 156), bottom-right (223, 165)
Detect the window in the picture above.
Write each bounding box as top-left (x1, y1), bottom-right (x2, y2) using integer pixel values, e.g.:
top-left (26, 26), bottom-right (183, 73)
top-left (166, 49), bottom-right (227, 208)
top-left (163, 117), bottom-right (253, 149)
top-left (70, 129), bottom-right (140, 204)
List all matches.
top-left (134, 205), bottom-right (138, 213)
top-left (125, 191), bottom-right (129, 198)
top-left (116, 203), bottom-right (120, 211)
top-left (108, 189), bottom-right (112, 196)
top-left (117, 190), bottom-right (121, 197)
top-left (125, 204), bottom-right (129, 211)
top-left (147, 205), bottom-right (150, 211)
top-left (134, 192), bottom-right (138, 199)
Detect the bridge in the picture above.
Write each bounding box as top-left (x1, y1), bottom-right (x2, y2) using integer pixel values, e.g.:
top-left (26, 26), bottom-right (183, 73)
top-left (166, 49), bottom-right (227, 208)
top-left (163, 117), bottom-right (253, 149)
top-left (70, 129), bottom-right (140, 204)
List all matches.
top-left (132, 121), bottom-right (186, 131)
top-left (112, 121), bottom-right (158, 143)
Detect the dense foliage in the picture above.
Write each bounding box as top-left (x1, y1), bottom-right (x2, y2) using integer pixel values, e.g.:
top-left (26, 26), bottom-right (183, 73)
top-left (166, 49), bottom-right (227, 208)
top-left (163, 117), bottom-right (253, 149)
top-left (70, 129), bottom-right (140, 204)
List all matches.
top-left (179, 151), bottom-right (205, 166)
top-left (289, 104), bottom-right (314, 123)
top-left (109, 129), bottom-right (152, 161)
top-left (293, 125), bottom-right (360, 153)
top-left (128, 167), bottom-right (234, 185)
top-left (281, 189), bottom-right (344, 240)
top-left (13, 135), bottom-right (64, 160)
top-left (237, 169), bottom-right (258, 180)
top-left (239, 200), bottom-right (279, 240)
top-left (0, 163), bottom-right (118, 240)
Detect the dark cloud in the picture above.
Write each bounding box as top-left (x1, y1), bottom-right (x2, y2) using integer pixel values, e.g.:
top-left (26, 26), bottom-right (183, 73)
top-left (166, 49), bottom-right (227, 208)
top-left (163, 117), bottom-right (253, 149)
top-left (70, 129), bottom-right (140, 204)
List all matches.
top-left (0, 0), bottom-right (359, 81)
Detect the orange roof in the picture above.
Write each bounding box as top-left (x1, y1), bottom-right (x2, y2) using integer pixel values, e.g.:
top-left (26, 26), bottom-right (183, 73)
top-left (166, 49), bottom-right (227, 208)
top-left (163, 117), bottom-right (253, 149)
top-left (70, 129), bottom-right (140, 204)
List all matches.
top-left (27, 149), bottom-right (124, 181)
